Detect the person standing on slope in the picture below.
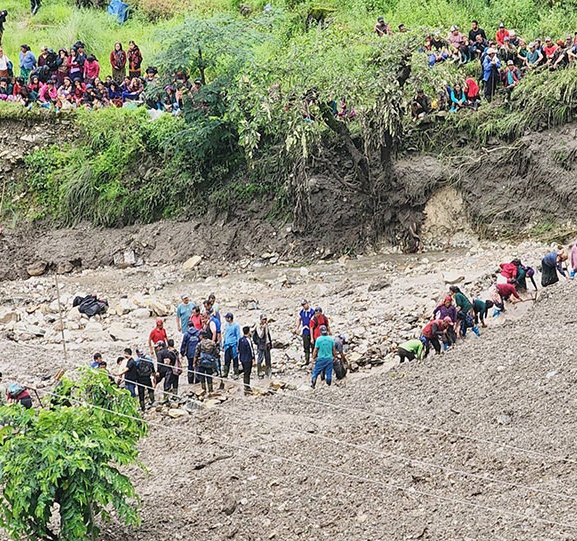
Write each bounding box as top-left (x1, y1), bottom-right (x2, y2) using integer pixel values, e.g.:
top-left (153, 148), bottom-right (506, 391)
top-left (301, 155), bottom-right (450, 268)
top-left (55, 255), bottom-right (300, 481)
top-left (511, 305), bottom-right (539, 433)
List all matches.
top-left (295, 299), bottom-right (315, 366)
top-left (311, 325), bottom-right (336, 389)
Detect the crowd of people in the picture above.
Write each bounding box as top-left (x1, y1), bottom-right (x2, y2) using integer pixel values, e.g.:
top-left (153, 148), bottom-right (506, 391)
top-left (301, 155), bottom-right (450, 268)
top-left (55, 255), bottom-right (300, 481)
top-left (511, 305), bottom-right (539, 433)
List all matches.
top-left (91, 294), bottom-right (348, 412)
top-left (0, 38), bottom-right (200, 112)
top-left (398, 245), bottom-right (572, 361)
top-left (374, 17), bottom-right (577, 118)
top-left (2, 244), bottom-right (575, 411)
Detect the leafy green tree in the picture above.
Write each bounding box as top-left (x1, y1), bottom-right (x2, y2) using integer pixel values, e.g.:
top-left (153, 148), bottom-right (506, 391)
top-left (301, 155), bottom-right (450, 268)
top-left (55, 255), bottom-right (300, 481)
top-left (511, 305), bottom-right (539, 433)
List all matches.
top-left (0, 370), bottom-right (147, 541)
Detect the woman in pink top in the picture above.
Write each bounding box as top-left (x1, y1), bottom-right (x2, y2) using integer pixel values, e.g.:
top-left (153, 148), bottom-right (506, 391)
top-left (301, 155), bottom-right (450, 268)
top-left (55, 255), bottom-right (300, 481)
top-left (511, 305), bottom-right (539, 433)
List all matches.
top-left (83, 55), bottom-right (100, 84)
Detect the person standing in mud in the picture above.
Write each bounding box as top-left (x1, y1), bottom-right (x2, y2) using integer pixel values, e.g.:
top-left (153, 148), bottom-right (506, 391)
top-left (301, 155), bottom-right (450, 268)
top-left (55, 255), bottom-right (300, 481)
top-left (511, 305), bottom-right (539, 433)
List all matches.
top-left (238, 326), bottom-right (255, 394)
top-left (310, 307), bottom-right (331, 343)
top-left (194, 330), bottom-right (220, 394)
top-left (148, 318), bottom-right (168, 357)
top-left (154, 340), bottom-right (176, 403)
top-left (311, 325), bottom-right (336, 388)
top-left (254, 314), bottom-right (273, 378)
top-left (223, 312), bottom-right (241, 378)
top-left (295, 299), bottom-right (315, 366)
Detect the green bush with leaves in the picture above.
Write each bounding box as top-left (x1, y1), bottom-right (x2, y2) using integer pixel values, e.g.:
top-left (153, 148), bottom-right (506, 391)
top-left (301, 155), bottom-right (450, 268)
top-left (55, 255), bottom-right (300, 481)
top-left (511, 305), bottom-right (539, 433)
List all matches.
top-left (0, 370), bottom-right (147, 541)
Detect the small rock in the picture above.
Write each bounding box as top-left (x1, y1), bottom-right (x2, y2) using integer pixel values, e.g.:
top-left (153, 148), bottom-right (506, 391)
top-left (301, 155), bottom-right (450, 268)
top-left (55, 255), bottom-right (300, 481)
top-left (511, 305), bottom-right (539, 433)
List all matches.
top-left (0, 310), bottom-right (20, 325)
top-left (131, 307), bottom-right (151, 319)
top-left (183, 255), bottom-right (202, 270)
top-left (27, 261), bottom-right (48, 277)
top-left (442, 271), bottom-right (464, 285)
top-left (497, 414), bottom-right (512, 425)
top-left (167, 409), bottom-right (189, 418)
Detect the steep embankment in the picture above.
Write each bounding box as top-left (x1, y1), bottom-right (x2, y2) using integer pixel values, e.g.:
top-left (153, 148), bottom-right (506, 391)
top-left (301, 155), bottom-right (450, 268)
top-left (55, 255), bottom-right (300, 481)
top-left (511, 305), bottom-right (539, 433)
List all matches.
top-left (2, 117), bottom-right (577, 280)
top-left (101, 273), bottom-right (577, 540)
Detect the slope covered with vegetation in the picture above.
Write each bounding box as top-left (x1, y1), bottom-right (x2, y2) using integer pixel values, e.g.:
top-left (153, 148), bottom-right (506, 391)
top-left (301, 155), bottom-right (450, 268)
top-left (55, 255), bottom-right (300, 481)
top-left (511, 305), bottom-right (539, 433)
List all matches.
top-left (3, 0), bottom-right (577, 246)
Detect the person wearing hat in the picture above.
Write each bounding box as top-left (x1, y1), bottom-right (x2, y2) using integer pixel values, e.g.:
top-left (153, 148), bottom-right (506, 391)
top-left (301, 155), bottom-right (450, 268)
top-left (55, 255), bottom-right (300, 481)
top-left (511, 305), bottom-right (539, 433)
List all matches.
top-left (504, 59), bottom-right (522, 93)
top-left (223, 312), bottom-right (241, 378)
top-left (153, 340), bottom-right (177, 402)
top-left (310, 306), bottom-right (331, 342)
top-left (482, 46), bottom-right (501, 102)
top-left (496, 22), bottom-right (509, 46)
top-left (421, 318), bottom-right (451, 356)
top-left (333, 334), bottom-right (348, 379)
top-left (543, 37), bottom-right (558, 66)
top-left (176, 294), bottom-right (195, 334)
top-left (253, 314), bottom-right (273, 378)
top-left (525, 42), bottom-right (543, 69)
top-left (148, 318), bottom-right (168, 357)
top-left (295, 299), bottom-right (315, 365)
top-left (311, 325), bottom-right (336, 388)
top-left (374, 17), bottom-right (391, 37)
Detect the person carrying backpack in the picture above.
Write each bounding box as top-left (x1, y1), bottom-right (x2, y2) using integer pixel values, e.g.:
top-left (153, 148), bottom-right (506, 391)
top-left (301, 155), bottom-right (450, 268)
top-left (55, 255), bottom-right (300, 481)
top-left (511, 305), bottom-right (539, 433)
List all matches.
top-left (310, 307), bottom-right (331, 342)
top-left (180, 326), bottom-right (201, 384)
top-left (194, 331), bottom-right (220, 394)
top-left (135, 349), bottom-right (155, 411)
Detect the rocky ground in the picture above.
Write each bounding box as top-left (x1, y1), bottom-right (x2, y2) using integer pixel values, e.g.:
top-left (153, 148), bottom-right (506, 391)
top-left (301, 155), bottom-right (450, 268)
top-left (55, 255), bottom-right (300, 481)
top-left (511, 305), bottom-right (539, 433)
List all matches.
top-left (1, 239), bottom-right (576, 539)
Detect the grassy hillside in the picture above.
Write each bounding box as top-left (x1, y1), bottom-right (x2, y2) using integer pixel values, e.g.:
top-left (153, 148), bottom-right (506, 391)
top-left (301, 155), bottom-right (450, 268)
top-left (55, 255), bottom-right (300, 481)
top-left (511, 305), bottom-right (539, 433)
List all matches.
top-left (3, 0), bottom-right (577, 236)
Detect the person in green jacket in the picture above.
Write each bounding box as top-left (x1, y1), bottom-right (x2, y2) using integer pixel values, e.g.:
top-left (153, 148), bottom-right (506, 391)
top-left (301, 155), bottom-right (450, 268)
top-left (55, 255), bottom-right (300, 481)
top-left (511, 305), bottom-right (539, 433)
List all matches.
top-left (449, 286), bottom-right (474, 338)
top-left (396, 338), bottom-right (425, 363)
top-left (472, 298), bottom-right (493, 328)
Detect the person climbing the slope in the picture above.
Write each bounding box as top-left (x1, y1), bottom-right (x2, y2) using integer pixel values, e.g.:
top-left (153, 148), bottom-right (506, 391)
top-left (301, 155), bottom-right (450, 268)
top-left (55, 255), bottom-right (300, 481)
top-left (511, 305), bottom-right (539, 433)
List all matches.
top-left (421, 317), bottom-right (451, 356)
top-left (541, 248), bottom-right (568, 287)
top-left (396, 338), bottom-right (425, 363)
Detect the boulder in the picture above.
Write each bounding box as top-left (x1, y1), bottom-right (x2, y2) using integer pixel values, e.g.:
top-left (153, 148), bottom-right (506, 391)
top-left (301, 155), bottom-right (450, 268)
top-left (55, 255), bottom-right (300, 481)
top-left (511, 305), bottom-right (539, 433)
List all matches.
top-left (131, 307), bottom-right (151, 319)
top-left (183, 255), bottom-right (202, 270)
top-left (442, 271), bottom-right (464, 285)
top-left (27, 261), bottom-right (48, 277)
top-left (0, 310), bottom-right (20, 325)
top-left (146, 300), bottom-right (171, 317)
top-left (108, 325), bottom-right (140, 342)
top-left (67, 306), bottom-right (82, 321)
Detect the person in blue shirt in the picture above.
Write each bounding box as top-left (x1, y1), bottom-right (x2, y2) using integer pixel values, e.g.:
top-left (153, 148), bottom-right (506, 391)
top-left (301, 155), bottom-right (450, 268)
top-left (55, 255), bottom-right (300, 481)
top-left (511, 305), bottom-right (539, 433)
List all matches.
top-left (295, 299), bottom-right (315, 365)
top-left (482, 47), bottom-right (501, 102)
top-left (541, 249), bottom-right (568, 287)
top-left (238, 326), bottom-right (255, 394)
top-left (176, 293), bottom-right (194, 334)
top-left (90, 352), bottom-right (102, 368)
top-left (223, 312), bottom-right (241, 379)
top-left (311, 325), bottom-right (337, 389)
top-left (19, 44), bottom-right (36, 83)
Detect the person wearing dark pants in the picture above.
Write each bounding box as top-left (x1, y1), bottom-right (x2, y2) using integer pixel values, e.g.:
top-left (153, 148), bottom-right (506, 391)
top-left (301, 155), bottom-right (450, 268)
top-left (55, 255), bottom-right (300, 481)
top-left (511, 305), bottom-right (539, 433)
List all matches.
top-left (311, 325), bottom-right (336, 389)
top-left (223, 312), bottom-right (241, 378)
top-left (135, 351), bottom-right (155, 411)
top-left (30, 0), bottom-right (40, 15)
top-left (421, 318), bottom-right (451, 357)
top-left (396, 339), bottom-right (424, 363)
top-left (194, 331), bottom-right (220, 394)
top-left (238, 326), bottom-right (255, 394)
top-left (154, 341), bottom-right (176, 403)
top-left (296, 299), bottom-right (315, 365)
top-left (180, 326), bottom-right (200, 384)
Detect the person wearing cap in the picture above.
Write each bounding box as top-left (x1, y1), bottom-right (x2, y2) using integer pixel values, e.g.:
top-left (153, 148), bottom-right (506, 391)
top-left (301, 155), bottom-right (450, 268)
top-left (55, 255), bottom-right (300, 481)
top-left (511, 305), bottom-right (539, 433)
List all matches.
top-left (482, 47), bottom-right (501, 102)
top-left (311, 325), bottom-right (336, 388)
top-left (310, 307), bottom-right (331, 342)
top-left (396, 338), bottom-right (424, 363)
top-left (223, 312), bottom-right (241, 378)
top-left (504, 59), bottom-right (522, 93)
top-left (253, 314), bottom-right (273, 378)
top-left (508, 29), bottom-right (520, 47)
top-left (421, 318), bottom-right (451, 356)
top-left (496, 22), bottom-right (509, 47)
top-left (525, 42), bottom-right (543, 69)
top-left (148, 318), bottom-right (168, 357)
top-left (176, 294), bottom-right (195, 334)
top-left (543, 37), bottom-right (558, 65)
top-left (552, 37), bottom-right (574, 70)
top-left (374, 17), bottom-right (391, 37)
top-left (468, 20), bottom-right (486, 43)
top-left (411, 89), bottom-right (431, 121)
top-left (296, 299), bottom-right (315, 365)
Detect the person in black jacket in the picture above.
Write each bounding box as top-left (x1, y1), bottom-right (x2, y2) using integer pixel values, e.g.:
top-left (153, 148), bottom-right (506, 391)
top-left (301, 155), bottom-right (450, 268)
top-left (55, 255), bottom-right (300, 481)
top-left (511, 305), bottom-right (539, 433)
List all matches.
top-left (238, 326), bottom-right (255, 394)
top-left (180, 327), bottom-right (200, 384)
top-left (0, 10), bottom-right (7, 47)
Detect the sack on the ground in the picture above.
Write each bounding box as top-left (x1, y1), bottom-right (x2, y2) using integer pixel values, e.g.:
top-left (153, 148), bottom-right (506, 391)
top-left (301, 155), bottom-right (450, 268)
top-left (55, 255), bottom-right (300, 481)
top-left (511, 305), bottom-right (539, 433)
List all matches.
top-left (73, 295), bottom-right (109, 317)
top-left (334, 359), bottom-right (348, 380)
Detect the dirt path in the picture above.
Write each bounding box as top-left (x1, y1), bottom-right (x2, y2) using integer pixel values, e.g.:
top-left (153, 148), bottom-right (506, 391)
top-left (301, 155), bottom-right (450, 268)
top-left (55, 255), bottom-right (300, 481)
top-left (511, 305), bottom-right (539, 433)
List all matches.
top-left (0, 240), bottom-right (575, 540)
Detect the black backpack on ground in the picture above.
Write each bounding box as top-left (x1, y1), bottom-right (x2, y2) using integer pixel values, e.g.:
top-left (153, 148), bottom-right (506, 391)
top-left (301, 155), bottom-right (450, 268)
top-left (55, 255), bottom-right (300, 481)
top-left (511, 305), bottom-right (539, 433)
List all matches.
top-left (333, 358), bottom-right (348, 380)
top-left (136, 356), bottom-right (154, 379)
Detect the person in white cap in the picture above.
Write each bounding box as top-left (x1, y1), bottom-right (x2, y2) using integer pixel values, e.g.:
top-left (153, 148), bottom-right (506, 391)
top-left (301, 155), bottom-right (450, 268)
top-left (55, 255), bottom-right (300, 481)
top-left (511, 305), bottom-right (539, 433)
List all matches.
top-left (176, 294), bottom-right (194, 334)
top-left (482, 47), bottom-right (501, 102)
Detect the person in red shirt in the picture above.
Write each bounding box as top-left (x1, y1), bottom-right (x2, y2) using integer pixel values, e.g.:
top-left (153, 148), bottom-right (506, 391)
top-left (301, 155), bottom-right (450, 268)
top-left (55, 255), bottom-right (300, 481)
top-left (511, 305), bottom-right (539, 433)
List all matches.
top-left (496, 23), bottom-right (509, 46)
top-left (496, 282), bottom-right (521, 302)
top-left (421, 317), bottom-right (451, 356)
top-left (543, 37), bottom-right (558, 64)
top-left (188, 306), bottom-right (203, 331)
top-left (498, 262), bottom-right (518, 282)
top-left (310, 307), bottom-right (331, 341)
top-left (148, 318), bottom-right (168, 356)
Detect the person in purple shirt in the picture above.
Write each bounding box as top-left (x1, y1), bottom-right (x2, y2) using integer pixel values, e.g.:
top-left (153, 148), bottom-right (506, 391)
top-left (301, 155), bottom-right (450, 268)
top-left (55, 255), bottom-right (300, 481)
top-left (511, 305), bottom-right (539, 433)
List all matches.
top-left (296, 299), bottom-right (315, 366)
top-left (433, 296), bottom-right (458, 347)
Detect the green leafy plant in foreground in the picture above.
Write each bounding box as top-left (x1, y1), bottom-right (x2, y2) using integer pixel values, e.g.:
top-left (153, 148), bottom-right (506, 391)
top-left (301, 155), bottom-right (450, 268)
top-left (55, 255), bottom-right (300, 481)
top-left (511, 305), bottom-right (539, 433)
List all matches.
top-left (0, 370), bottom-right (147, 541)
